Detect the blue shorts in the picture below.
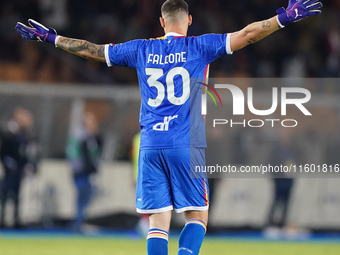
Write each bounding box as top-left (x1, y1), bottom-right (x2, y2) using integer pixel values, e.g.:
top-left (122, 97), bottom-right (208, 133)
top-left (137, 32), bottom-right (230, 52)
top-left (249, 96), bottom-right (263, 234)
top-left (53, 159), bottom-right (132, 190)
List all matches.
top-left (136, 148), bottom-right (209, 214)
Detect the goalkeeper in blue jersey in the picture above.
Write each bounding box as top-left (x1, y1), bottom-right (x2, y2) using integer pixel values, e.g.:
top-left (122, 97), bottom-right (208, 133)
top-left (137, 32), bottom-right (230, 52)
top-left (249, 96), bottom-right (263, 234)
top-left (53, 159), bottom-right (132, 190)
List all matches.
top-left (16, 0), bottom-right (322, 254)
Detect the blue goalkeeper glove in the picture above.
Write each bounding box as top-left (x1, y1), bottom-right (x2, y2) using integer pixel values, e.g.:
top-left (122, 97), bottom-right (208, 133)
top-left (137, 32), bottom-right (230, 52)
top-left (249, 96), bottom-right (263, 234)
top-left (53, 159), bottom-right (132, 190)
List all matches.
top-left (276, 0), bottom-right (322, 28)
top-left (15, 19), bottom-right (57, 44)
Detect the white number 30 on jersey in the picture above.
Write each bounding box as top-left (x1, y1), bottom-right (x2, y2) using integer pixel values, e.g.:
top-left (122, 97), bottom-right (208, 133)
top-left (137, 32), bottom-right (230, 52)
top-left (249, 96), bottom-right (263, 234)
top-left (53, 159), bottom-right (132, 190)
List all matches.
top-left (146, 67), bottom-right (190, 107)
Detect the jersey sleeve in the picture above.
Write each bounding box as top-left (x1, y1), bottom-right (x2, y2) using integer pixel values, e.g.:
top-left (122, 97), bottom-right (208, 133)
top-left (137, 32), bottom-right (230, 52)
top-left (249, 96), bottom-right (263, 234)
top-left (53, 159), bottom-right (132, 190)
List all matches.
top-left (104, 39), bottom-right (143, 69)
top-left (195, 33), bottom-right (233, 64)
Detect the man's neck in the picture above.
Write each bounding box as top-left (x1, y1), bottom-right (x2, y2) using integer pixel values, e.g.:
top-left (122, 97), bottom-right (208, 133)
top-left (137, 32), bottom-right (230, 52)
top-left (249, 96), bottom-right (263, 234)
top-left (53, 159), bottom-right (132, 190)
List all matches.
top-left (165, 27), bottom-right (187, 36)
top-left (165, 32), bottom-right (185, 37)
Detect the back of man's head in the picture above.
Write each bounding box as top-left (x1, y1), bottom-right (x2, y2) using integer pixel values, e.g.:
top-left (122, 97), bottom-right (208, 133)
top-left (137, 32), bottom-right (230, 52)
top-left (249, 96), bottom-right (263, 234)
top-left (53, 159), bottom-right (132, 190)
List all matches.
top-left (161, 0), bottom-right (189, 23)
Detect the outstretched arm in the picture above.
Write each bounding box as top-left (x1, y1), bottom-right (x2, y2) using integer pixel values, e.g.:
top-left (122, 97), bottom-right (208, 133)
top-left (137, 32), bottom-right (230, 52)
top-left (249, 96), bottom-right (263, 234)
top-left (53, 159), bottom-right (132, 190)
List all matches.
top-left (15, 19), bottom-right (106, 62)
top-left (56, 37), bottom-right (106, 62)
top-left (230, 0), bottom-right (322, 52)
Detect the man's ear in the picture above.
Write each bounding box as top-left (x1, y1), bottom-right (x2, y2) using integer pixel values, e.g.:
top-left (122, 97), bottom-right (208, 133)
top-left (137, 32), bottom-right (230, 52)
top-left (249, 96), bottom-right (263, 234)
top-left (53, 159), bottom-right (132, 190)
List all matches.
top-left (160, 17), bottom-right (166, 28)
top-left (188, 15), bottom-right (192, 26)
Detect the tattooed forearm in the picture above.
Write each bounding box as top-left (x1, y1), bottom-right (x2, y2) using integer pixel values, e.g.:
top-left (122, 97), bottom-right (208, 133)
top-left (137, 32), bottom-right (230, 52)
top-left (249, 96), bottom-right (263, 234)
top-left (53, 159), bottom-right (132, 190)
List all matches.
top-left (236, 17), bottom-right (280, 49)
top-left (262, 20), bottom-right (271, 29)
top-left (57, 37), bottom-right (105, 62)
top-left (231, 17), bottom-right (280, 51)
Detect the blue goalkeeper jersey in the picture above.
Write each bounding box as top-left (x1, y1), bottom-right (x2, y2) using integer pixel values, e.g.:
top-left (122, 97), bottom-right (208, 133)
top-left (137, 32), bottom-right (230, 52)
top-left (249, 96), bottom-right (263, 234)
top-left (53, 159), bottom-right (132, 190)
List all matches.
top-left (105, 32), bottom-right (232, 149)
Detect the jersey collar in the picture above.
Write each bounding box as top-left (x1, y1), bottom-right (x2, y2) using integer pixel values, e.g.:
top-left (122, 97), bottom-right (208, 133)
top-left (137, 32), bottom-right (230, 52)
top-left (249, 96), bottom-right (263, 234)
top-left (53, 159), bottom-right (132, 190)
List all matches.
top-left (165, 32), bottom-right (185, 37)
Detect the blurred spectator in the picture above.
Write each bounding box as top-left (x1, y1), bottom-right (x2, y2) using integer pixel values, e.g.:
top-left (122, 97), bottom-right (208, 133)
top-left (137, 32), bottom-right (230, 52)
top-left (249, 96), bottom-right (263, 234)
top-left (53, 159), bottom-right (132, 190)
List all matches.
top-left (66, 112), bottom-right (102, 232)
top-left (131, 131), bottom-right (149, 237)
top-left (205, 124), bottom-right (227, 211)
top-left (0, 108), bottom-right (35, 229)
top-left (264, 128), bottom-right (295, 237)
top-left (131, 132), bottom-right (140, 183)
top-left (38, 0), bottom-right (69, 32)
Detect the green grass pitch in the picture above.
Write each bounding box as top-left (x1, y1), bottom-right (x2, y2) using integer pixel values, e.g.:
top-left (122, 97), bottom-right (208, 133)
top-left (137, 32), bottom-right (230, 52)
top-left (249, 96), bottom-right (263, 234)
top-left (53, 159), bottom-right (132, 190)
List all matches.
top-left (0, 238), bottom-right (340, 255)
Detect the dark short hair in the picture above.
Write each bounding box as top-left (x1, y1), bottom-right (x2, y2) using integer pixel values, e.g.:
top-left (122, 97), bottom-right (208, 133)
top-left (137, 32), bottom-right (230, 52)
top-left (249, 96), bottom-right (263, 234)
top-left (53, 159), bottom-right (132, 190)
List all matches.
top-left (161, 0), bottom-right (189, 17)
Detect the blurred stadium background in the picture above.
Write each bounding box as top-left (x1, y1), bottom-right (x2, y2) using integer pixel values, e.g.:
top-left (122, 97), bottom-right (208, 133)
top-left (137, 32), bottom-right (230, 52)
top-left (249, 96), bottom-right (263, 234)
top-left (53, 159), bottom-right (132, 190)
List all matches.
top-left (0, 0), bottom-right (340, 254)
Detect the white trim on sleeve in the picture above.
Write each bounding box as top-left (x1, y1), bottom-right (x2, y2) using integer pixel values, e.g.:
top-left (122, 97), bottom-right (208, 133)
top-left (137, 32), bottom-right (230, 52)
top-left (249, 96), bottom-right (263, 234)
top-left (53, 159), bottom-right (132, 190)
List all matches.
top-left (104, 44), bottom-right (112, 67)
top-left (226, 33), bottom-right (233, 55)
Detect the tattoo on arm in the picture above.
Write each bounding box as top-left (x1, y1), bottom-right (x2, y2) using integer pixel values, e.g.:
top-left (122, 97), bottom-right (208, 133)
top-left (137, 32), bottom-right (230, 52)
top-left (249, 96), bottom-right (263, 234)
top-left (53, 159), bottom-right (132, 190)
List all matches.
top-left (262, 20), bottom-right (271, 29)
top-left (58, 37), bottom-right (105, 60)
